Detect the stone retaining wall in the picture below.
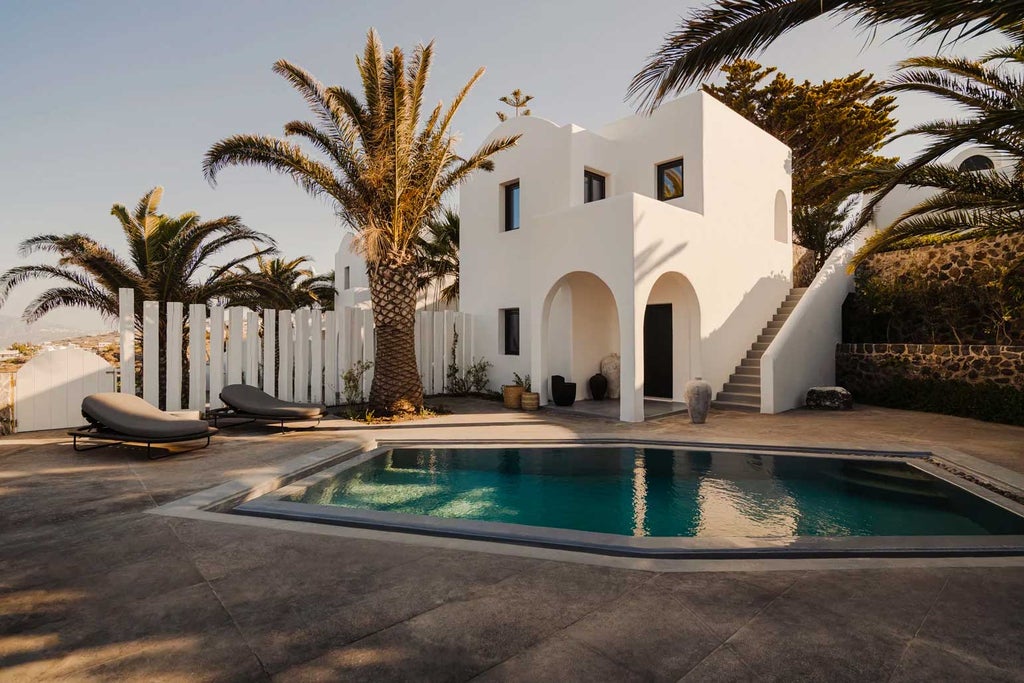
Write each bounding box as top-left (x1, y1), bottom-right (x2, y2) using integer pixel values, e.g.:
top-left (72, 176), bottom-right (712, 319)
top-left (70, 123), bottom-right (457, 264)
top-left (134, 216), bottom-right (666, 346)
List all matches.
top-left (857, 233), bottom-right (1024, 283)
top-left (837, 343), bottom-right (1024, 390)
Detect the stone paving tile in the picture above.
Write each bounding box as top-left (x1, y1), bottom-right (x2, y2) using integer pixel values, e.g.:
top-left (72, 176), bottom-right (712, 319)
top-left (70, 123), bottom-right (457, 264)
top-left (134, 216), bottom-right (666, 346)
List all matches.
top-left (678, 644), bottom-right (755, 682)
top-left (472, 632), bottom-right (646, 682)
top-left (276, 562), bottom-right (651, 681)
top-left (211, 545), bottom-right (542, 674)
top-left (720, 584), bottom-right (920, 681)
top-left (0, 583), bottom-right (244, 680)
top-left (555, 579), bottom-right (723, 680)
top-left (913, 567), bottom-right (1024, 673)
top-left (889, 638), bottom-right (1024, 683)
top-left (650, 571), bottom-right (802, 640)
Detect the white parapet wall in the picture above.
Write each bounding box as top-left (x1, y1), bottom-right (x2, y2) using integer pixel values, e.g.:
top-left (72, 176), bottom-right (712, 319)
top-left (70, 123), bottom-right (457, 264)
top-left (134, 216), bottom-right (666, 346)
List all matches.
top-left (760, 227), bottom-right (872, 414)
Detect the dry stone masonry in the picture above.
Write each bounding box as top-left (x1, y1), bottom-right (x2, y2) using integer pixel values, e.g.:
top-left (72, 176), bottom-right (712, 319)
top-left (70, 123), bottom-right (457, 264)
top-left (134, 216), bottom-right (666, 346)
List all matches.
top-left (837, 344), bottom-right (1024, 391)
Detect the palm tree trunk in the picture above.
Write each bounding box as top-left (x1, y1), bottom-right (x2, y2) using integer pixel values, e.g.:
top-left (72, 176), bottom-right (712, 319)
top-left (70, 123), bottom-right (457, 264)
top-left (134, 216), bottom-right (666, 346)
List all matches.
top-left (368, 264), bottom-right (424, 414)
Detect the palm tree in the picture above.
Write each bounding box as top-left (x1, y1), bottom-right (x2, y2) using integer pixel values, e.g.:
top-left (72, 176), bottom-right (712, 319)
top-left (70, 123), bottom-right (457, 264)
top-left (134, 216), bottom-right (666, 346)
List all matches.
top-left (203, 29), bottom-right (519, 415)
top-left (628, 0), bottom-right (1024, 112)
top-left (0, 186), bottom-right (275, 326)
top-left (416, 207), bottom-right (459, 307)
top-left (233, 252), bottom-right (337, 310)
top-left (848, 43), bottom-right (1024, 262)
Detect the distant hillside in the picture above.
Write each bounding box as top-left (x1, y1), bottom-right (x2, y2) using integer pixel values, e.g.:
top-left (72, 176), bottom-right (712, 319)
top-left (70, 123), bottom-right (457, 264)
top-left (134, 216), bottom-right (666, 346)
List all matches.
top-left (0, 315), bottom-right (114, 347)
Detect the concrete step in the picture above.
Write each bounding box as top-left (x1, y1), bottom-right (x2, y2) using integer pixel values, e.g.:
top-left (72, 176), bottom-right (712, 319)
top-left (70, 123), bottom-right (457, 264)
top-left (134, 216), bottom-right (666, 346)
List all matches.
top-left (715, 392), bottom-right (761, 406)
top-left (729, 372), bottom-right (760, 385)
top-left (771, 312), bottom-right (791, 323)
top-left (756, 334), bottom-right (776, 344)
top-left (752, 342), bottom-right (771, 352)
top-left (740, 357), bottom-right (761, 368)
top-left (734, 365), bottom-right (760, 376)
top-left (791, 287), bottom-right (809, 294)
top-left (746, 349), bottom-right (765, 360)
top-left (711, 400), bottom-right (760, 413)
top-left (723, 382), bottom-right (760, 396)
top-left (784, 294), bottom-right (803, 303)
top-left (765, 320), bottom-right (785, 331)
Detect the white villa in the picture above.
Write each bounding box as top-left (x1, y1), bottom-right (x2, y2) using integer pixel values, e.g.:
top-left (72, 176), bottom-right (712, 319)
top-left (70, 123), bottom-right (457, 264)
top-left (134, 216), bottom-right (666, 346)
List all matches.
top-left (337, 91), bottom-right (815, 421)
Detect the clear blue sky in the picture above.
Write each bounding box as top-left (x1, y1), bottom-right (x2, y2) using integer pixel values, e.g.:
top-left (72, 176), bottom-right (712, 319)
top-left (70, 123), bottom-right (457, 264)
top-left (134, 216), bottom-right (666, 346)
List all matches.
top-left (0, 0), bottom-right (1006, 330)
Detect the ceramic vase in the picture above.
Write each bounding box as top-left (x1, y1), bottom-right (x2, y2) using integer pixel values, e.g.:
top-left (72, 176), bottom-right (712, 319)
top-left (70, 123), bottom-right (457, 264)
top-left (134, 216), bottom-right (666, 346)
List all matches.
top-left (600, 353), bottom-right (621, 399)
top-left (684, 377), bottom-right (712, 424)
top-left (588, 373), bottom-right (608, 400)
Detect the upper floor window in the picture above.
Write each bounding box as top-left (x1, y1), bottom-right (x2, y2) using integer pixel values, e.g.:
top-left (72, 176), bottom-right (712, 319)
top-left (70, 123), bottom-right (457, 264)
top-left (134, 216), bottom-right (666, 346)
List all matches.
top-left (503, 181), bottom-right (521, 231)
top-left (959, 154), bottom-right (994, 172)
top-left (657, 158), bottom-right (684, 201)
top-left (584, 170), bottom-right (606, 203)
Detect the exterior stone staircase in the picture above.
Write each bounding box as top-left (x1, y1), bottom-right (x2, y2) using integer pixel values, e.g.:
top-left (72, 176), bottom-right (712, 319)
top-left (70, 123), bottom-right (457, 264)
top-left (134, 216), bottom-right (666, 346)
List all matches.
top-left (712, 287), bottom-right (808, 412)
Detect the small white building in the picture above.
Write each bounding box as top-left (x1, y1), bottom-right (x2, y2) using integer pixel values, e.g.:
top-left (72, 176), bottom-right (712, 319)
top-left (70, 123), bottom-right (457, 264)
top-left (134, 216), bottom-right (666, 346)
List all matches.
top-left (459, 91), bottom-right (796, 421)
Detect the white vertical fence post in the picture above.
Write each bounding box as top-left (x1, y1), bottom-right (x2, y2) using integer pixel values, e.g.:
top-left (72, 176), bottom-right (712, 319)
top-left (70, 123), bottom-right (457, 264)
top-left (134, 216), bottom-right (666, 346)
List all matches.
top-left (414, 311), bottom-right (424, 389)
top-left (188, 304), bottom-right (206, 411)
top-left (310, 307), bottom-right (323, 403)
top-left (142, 300), bottom-right (159, 406)
top-left (118, 288), bottom-right (135, 396)
top-left (294, 308), bottom-right (310, 402)
top-left (456, 312), bottom-right (469, 376)
top-left (442, 310), bottom-right (455, 392)
top-left (227, 307), bottom-right (244, 386)
top-left (361, 309), bottom-right (374, 398)
top-left (278, 310), bottom-right (293, 400)
top-left (209, 305), bottom-right (226, 410)
top-left (324, 310), bottom-right (338, 405)
top-left (432, 312), bottom-right (444, 396)
top-left (245, 309), bottom-right (259, 386)
top-left (263, 309), bottom-right (276, 395)
top-left (165, 302), bottom-right (183, 411)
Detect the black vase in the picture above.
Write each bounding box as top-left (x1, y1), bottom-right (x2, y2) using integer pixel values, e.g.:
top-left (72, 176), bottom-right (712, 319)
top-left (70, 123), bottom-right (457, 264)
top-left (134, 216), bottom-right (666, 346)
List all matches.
top-left (551, 375), bottom-right (577, 407)
top-left (588, 373), bottom-right (608, 400)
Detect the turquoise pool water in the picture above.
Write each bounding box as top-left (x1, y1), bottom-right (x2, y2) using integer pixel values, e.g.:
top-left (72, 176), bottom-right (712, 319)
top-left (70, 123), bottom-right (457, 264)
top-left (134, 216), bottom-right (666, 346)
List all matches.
top-left (281, 447), bottom-right (1024, 538)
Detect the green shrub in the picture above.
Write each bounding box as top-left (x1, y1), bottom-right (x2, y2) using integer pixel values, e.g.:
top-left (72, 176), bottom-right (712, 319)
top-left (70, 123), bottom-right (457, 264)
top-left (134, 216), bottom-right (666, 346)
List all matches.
top-left (847, 377), bottom-right (1024, 426)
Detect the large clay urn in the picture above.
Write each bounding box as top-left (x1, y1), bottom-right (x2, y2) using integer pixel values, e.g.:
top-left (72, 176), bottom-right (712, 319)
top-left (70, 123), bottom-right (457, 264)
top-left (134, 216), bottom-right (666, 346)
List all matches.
top-left (684, 377), bottom-right (712, 424)
top-left (600, 353), bottom-right (621, 399)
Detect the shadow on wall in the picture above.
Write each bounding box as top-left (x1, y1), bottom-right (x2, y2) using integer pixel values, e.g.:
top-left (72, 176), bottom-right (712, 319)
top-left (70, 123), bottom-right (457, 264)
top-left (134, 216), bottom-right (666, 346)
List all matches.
top-left (701, 271), bottom-right (792, 397)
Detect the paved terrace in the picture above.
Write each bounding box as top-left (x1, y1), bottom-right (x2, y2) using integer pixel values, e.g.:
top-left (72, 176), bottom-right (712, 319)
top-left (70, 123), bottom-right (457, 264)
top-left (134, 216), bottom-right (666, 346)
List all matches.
top-left (2, 400), bottom-right (1023, 681)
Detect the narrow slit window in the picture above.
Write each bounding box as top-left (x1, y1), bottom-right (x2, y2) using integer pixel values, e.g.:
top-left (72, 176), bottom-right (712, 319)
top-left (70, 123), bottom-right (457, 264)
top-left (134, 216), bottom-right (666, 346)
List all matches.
top-left (502, 308), bottom-right (520, 356)
top-left (504, 182), bottom-right (521, 231)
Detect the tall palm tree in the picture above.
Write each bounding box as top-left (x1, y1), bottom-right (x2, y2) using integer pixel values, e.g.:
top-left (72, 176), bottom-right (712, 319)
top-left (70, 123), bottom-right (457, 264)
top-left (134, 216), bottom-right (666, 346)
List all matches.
top-left (233, 252), bottom-right (337, 310)
top-left (416, 207), bottom-right (459, 307)
top-left (203, 29), bottom-right (519, 414)
top-left (629, 0), bottom-right (1024, 112)
top-left (0, 186), bottom-right (275, 326)
top-left (848, 42), bottom-right (1024, 262)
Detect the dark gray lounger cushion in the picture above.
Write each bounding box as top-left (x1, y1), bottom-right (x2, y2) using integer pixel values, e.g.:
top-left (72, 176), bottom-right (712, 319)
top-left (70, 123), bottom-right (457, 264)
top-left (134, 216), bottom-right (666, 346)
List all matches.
top-left (220, 384), bottom-right (326, 419)
top-left (82, 393), bottom-right (211, 439)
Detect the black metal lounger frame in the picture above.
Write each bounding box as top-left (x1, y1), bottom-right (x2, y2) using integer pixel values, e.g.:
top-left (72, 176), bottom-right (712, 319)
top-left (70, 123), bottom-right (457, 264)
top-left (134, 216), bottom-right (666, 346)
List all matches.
top-left (68, 425), bottom-right (217, 459)
top-left (206, 407), bottom-right (323, 433)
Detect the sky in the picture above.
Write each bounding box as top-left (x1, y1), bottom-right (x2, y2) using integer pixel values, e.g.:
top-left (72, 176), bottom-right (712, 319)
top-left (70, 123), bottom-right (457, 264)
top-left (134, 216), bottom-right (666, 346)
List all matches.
top-left (0, 0), bottom-right (1008, 332)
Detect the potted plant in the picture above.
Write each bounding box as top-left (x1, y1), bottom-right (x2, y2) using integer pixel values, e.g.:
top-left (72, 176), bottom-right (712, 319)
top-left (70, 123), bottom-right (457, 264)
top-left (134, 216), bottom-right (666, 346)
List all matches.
top-left (520, 375), bottom-right (539, 411)
top-left (502, 373), bottom-right (526, 409)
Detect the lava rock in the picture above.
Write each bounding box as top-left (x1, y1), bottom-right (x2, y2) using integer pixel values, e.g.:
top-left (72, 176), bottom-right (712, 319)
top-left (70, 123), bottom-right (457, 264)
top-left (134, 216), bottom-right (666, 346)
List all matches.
top-left (806, 386), bottom-right (853, 410)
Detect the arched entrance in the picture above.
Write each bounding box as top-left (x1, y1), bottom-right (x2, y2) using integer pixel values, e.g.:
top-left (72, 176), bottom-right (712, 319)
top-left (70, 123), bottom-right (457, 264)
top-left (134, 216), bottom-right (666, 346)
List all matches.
top-left (540, 271), bottom-right (620, 401)
top-left (643, 272), bottom-right (700, 401)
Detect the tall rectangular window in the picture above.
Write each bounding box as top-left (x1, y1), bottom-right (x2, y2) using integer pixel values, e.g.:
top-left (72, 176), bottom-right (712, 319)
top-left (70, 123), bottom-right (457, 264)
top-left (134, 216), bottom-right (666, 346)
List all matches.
top-left (343, 266), bottom-right (350, 290)
top-left (501, 308), bottom-right (520, 356)
top-left (504, 181), bottom-right (521, 231)
top-left (657, 159), bottom-right (684, 201)
top-left (584, 170), bottom-right (606, 203)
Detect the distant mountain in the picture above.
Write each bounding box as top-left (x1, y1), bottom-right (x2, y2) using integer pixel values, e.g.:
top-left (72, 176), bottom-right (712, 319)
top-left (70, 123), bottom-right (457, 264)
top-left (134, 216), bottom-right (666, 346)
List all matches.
top-left (0, 315), bottom-right (114, 347)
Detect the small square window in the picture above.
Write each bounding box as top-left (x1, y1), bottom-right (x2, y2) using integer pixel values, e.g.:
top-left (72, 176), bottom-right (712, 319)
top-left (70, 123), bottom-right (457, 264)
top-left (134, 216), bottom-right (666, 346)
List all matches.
top-left (584, 171), bottom-right (606, 203)
top-left (501, 308), bottom-right (520, 356)
top-left (503, 181), bottom-right (521, 231)
top-left (657, 159), bottom-right (684, 201)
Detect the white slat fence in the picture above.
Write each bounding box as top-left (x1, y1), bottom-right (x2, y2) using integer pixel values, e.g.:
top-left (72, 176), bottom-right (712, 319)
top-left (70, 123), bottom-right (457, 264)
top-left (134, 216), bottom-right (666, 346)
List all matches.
top-left (118, 290), bottom-right (472, 411)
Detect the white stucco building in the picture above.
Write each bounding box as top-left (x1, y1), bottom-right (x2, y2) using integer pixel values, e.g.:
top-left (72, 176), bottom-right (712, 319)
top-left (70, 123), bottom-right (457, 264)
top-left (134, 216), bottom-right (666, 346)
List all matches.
top-left (459, 91), bottom-right (797, 421)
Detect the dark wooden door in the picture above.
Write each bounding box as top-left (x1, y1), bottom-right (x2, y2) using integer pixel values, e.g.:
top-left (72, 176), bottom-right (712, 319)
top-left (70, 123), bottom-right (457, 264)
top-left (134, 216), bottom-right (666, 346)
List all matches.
top-left (644, 304), bottom-right (673, 399)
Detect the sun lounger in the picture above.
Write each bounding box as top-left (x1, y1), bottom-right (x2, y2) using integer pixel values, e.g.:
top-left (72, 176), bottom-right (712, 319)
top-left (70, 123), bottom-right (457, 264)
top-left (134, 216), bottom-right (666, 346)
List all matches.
top-left (210, 384), bottom-right (327, 432)
top-left (69, 393), bottom-right (217, 458)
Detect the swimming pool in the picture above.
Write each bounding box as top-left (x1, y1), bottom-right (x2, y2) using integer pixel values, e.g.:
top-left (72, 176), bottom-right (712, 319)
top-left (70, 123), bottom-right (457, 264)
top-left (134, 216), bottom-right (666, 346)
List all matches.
top-left (233, 444), bottom-right (1024, 558)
